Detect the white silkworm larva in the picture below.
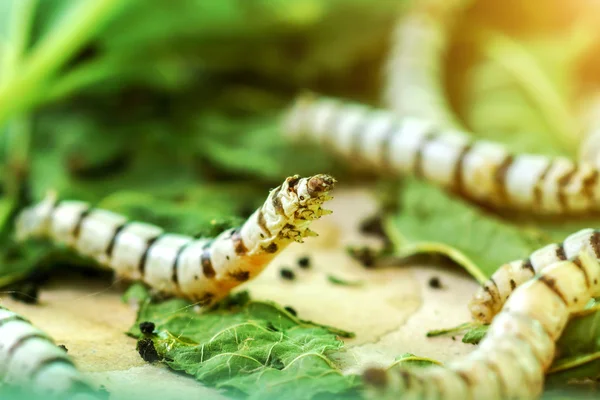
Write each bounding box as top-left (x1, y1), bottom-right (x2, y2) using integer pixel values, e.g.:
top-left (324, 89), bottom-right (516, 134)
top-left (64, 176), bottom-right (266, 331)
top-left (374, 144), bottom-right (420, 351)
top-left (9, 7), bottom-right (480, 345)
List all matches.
top-left (385, 1), bottom-right (472, 129)
top-left (283, 95), bottom-right (600, 215)
top-left (0, 306), bottom-right (96, 399)
top-left (578, 95), bottom-right (600, 168)
top-left (469, 227), bottom-right (600, 323)
top-left (14, 174), bottom-right (335, 307)
top-left (362, 251), bottom-right (600, 400)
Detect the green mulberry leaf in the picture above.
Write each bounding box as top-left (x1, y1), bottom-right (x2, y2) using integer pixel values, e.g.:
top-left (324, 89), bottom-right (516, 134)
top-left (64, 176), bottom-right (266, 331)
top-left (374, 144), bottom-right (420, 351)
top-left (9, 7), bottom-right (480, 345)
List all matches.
top-left (386, 177), bottom-right (547, 282)
top-left (129, 295), bottom-right (359, 400)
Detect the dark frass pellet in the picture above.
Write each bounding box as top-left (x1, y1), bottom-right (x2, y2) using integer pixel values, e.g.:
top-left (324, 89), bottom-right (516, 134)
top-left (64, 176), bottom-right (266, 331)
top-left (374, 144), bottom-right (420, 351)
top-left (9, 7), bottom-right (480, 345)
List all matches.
top-left (58, 345), bottom-right (68, 353)
top-left (280, 268), bottom-right (295, 280)
top-left (428, 276), bottom-right (442, 289)
top-left (297, 256), bottom-right (311, 269)
top-left (137, 338), bottom-right (160, 363)
top-left (350, 247), bottom-right (376, 268)
top-left (359, 215), bottom-right (386, 238)
top-left (139, 321), bottom-right (155, 335)
top-left (284, 306), bottom-right (297, 316)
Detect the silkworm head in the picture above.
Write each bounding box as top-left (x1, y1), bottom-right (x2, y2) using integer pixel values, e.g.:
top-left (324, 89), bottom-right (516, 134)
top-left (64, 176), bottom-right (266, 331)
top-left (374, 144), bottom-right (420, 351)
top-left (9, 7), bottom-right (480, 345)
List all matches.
top-left (270, 174), bottom-right (335, 233)
top-left (296, 174), bottom-right (336, 207)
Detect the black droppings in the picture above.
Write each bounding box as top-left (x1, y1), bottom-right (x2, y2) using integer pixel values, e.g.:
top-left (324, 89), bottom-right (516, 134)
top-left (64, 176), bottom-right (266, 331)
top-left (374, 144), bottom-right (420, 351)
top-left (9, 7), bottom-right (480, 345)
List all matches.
top-left (359, 214), bottom-right (394, 250)
top-left (284, 306), bottom-right (297, 316)
top-left (451, 336), bottom-right (456, 341)
top-left (348, 247), bottom-right (377, 268)
top-left (359, 215), bottom-right (386, 237)
top-left (297, 256), bottom-right (311, 269)
top-left (10, 282), bottom-right (39, 304)
top-left (428, 276), bottom-right (442, 289)
top-left (58, 344), bottom-right (68, 352)
top-left (137, 338), bottom-right (160, 363)
top-left (280, 268), bottom-right (295, 281)
top-left (139, 321), bottom-right (155, 335)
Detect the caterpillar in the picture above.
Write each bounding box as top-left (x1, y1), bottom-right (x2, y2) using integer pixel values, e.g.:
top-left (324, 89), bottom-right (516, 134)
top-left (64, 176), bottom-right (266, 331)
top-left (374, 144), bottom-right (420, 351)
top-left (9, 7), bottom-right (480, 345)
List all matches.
top-left (578, 95), bottom-right (600, 167)
top-left (15, 174), bottom-right (335, 306)
top-left (470, 227), bottom-right (600, 323)
top-left (283, 94), bottom-right (600, 215)
top-left (362, 250), bottom-right (600, 400)
top-left (0, 306), bottom-right (96, 398)
top-left (385, 1), bottom-right (472, 129)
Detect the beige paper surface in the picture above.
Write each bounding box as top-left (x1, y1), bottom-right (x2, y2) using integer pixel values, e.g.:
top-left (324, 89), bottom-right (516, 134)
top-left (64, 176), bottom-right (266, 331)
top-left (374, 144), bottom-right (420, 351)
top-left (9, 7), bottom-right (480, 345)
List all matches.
top-left (0, 188), bottom-right (479, 399)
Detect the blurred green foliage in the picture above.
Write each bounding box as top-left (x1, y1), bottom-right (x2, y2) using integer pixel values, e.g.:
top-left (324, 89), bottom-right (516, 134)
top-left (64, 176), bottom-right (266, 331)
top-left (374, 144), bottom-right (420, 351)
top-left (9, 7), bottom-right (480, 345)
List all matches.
top-left (0, 0), bottom-right (401, 286)
top-left (444, 0), bottom-right (600, 155)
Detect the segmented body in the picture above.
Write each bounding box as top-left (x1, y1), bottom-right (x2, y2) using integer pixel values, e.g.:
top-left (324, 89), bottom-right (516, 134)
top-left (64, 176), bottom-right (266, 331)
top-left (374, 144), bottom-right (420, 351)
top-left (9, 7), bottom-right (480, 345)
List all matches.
top-left (363, 251), bottom-right (600, 400)
top-left (283, 95), bottom-right (600, 215)
top-left (0, 306), bottom-right (95, 398)
top-left (470, 227), bottom-right (600, 323)
top-left (15, 174), bottom-right (335, 306)
top-left (385, 1), bottom-right (471, 128)
top-left (578, 95), bottom-right (600, 167)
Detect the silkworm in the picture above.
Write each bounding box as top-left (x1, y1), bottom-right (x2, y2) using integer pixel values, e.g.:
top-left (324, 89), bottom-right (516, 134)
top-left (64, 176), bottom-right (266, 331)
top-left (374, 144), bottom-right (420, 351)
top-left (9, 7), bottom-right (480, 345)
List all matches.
top-left (0, 306), bottom-right (96, 398)
top-left (470, 227), bottom-right (600, 323)
top-left (283, 94), bottom-right (600, 215)
top-left (363, 251), bottom-right (600, 400)
top-left (15, 174), bottom-right (335, 306)
top-left (578, 95), bottom-right (600, 167)
top-left (385, 4), bottom-right (470, 129)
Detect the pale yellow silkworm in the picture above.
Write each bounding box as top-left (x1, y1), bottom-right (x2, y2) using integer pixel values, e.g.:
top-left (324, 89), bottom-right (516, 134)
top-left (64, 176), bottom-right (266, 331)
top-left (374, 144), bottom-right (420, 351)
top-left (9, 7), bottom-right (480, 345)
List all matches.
top-left (470, 228), bottom-right (600, 323)
top-left (385, 2), bottom-right (473, 129)
top-left (578, 95), bottom-right (600, 167)
top-left (15, 174), bottom-right (335, 306)
top-left (0, 306), bottom-right (96, 398)
top-left (363, 251), bottom-right (600, 400)
top-left (283, 95), bottom-right (600, 215)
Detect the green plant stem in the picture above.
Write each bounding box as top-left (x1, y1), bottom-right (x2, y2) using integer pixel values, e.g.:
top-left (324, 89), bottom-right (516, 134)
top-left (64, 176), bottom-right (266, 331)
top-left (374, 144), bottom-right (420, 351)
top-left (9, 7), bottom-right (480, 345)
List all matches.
top-left (0, 0), bottom-right (124, 127)
top-left (479, 31), bottom-right (578, 154)
top-left (43, 58), bottom-right (120, 103)
top-left (548, 351), bottom-right (600, 374)
top-left (1, 0), bottom-right (37, 224)
top-left (1, 0), bottom-right (37, 85)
